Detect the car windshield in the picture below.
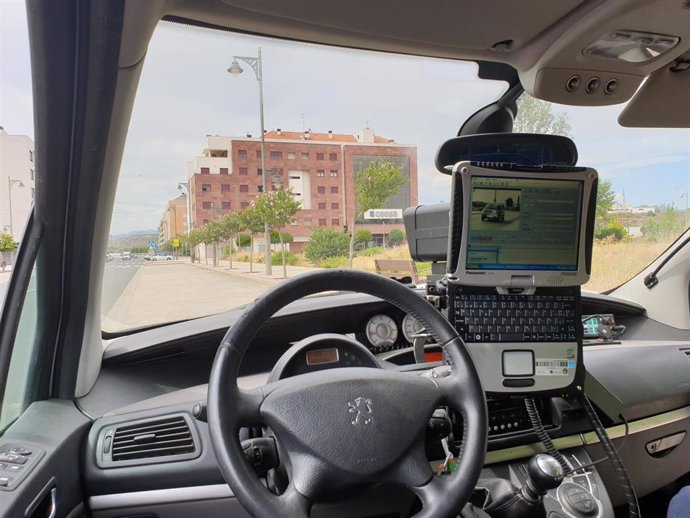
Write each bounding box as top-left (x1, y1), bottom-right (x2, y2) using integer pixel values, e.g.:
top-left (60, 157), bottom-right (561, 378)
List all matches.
top-left (101, 21), bottom-right (690, 333)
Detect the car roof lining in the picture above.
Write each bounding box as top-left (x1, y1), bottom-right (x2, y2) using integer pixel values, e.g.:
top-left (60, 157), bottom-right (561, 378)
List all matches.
top-left (118, 0), bottom-right (690, 123)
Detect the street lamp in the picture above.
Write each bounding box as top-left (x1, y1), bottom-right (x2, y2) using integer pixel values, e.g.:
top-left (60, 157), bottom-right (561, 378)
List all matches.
top-left (228, 48), bottom-right (272, 275)
top-left (7, 178), bottom-right (25, 238)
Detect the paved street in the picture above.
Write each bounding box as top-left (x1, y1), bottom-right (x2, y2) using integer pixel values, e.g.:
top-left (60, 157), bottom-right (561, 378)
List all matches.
top-left (102, 257), bottom-right (144, 314)
top-left (103, 260), bottom-right (317, 333)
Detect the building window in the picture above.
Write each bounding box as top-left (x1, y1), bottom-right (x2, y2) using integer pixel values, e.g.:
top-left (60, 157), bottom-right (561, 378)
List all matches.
top-left (317, 186), bottom-right (326, 194)
top-left (318, 202), bottom-right (326, 210)
top-left (200, 167), bottom-right (210, 175)
top-left (330, 186), bottom-right (339, 194)
top-left (222, 201), bottom-right (231, 210)
top-left (270, 151), bottom-right (283, 160)
top-left (221, 184), bottom-right (230, 193)
top-left (316, 170), bottom-right (325, 177)
top-left (329, 153), bottom-right (337, 161)
top-left (203, 219), bottom-right (209, 225)
top-left (30, 169), bottom-right (35, 180)
top-left (241, 202), bottom-right (249, 209)
top-left (258, 186), bottom-right (264, 193)
top-left (202, 184), bottom-right (211, 192)
top-left (202, 201), bottom-right (212, 209)
top-left (331, 202), bottom-right (339, 210)
top-left (240, 185), bottom-right (249, 193)
top-left (220, 167), bottom-right (229, 175)
top-left (238, 150), bottom-right (247, 158)
top-left (330, 170), bottom-right (338, 177)
top-left (239, 167), bottom-right (248, 175)
top-left (332, 219), bottom-right (339, 226)
top-left (301, 152), bottom-right (309, 159)
top-left (319, 218), bottom-right (327, 226)
top-left (29, 150), bottom-right (34, 162)
top-left (304, 219), bottom-right (312, 226)
top-left (287, 152), bottom-right (296, 160)
top-left (316, 152), bottom-right (325, 160)
top-left (256, 150), bottom-right (262, 159)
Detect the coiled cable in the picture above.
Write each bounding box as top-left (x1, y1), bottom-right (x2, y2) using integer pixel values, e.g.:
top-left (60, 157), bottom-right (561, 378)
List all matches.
top-left (579, 393), bottom-right (640, 518)
top-left (524, 397), bottom-right (572, 476)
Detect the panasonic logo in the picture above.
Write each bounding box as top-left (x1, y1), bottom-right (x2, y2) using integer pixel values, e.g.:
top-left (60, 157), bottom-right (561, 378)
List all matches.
top-left (465, 271), bottom-right (486, 275)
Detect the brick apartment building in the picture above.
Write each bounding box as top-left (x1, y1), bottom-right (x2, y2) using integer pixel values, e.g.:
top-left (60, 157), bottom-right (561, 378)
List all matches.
top-left (158, 194), bottom-right (189, 245)
top-left (185, 128), bottom-right (417, 251)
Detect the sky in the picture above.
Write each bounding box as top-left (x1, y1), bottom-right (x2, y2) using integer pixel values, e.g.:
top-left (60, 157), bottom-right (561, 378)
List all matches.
top-left (2, 1), bottom-right (689, 235)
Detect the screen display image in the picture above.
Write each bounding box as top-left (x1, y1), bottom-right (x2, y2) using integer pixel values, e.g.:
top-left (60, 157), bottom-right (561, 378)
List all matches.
top-left (466, 176), bottom-right (583, 271)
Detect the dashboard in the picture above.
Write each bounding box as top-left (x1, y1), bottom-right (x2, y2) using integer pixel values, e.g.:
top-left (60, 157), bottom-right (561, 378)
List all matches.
top-left (79, 289), bottom-right (690, 517)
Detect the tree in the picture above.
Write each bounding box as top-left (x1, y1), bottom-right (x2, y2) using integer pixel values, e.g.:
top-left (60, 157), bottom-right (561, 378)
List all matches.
top-left (270, 230), bottom-right (294, 245)
top-left (185, 229), bottom-right (204, 263)
top-left (239, 206), bottom-right (264, 273)
top-left (388, 229), bottom-right (405, 247)
top-left (222, 212), bottom-right (244, 269)
top-left (514, 95), bottom-right (572, 137)
top-left (641, 208), bottom-right (686, 242)
top-left (354, 229), bottom-right (373, 250)
top-left (348, 160), bottom-right (407, 267)
top-left (205, 220), bottom-right (229, 267)
top-left (0, 233), bottom-right (18, 270)
top-left (595, 179), bottom-right (617, 232)
top-left (304, 227), bottom-right (350, 266)
top-left (254, 189), bottom-right (301, 278)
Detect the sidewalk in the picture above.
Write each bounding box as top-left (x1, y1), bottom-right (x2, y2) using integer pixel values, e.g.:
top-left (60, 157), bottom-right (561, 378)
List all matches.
top-left (189, 259), bottom-right (318, 285)
top-left (103, 260), bottom-right (318, 332)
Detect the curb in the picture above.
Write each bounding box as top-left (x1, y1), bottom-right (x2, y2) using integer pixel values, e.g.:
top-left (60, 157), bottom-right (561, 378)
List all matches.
top-left (186, 261), bottom-right (306, 287)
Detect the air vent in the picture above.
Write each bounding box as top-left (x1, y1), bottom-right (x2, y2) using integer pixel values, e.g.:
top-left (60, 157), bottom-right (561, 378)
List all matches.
top-left (100, 413), bottom-right (200, 467)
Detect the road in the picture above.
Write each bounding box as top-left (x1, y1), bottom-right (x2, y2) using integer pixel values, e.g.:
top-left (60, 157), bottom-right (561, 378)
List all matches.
top-left (102, 257), bottom-right (143, 314)
top-left (470, 210), bottom-right (521, 232)
top-left (0, 258), bottom-right (142, 315)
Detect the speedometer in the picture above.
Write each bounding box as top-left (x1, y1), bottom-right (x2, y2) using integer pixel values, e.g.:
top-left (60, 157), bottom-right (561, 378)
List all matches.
top-left (365, 314), bottom-right (398, 349)
top-left (402, 314), bottom-right (425, 343)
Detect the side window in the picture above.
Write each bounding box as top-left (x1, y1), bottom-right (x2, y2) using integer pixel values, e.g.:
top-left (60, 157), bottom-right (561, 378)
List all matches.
top-left (0, 266), bottom-right (39, 431)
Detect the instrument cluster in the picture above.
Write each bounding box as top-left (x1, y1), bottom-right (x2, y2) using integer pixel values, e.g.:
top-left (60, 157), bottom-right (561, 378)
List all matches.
top-left (357, 312), bottom-right (425, 353)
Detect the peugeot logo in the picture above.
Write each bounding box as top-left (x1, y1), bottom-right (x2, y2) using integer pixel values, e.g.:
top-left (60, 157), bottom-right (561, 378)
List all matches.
top-left (348, 397), bottom-right (373, 426)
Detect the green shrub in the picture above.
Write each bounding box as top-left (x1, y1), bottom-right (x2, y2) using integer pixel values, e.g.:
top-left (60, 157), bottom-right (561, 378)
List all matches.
top-left (270, 230), bottom-right (294, 244)
top-left (304, 227), bottom-right (350, 265)
top-left (641, 209), bottom-right (686, 242)
top-left (271, 251), bottom-right (299, 266)
top-left (222, 245), bottom-right (235, 258)
top-left (320, 256), bottom-right (348, 268)
top-left (595, 220), bottom-right (628, 241)
top-left (354, 229), bottom-right (373, 248)
top-left (236, 234), bottom-right (251, 247)
top-left (359, 246), bottom-right (384, 257)
top-left (388, 229), bottom-right (405, 246)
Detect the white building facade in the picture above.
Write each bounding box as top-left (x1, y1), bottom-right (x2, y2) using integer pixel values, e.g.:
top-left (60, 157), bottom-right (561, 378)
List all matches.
top-left (0, 128), bottom-right (35, 241)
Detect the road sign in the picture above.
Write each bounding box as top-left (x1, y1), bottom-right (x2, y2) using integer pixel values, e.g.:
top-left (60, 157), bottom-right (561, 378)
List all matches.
top-left (148, 240), bottom-right (156, 247)
top-left (172, 238), bottom-right (181, 248)
top-left (364, 208), bottom-right (403, 220)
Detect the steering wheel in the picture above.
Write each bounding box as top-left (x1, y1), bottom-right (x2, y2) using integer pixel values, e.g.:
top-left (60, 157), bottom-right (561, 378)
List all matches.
top-left (208, 270), bottom-right (487, 518)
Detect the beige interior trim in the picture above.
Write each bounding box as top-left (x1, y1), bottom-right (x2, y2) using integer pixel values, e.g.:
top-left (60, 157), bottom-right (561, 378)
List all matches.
top-left (485, 405), bottom-right (690, 465)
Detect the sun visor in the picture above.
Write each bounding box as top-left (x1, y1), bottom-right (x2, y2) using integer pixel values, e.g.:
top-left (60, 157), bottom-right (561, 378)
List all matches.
top-left (618, 57), bottom-right (690, 128)
top-left (435, 133), bottom-right (578, 174)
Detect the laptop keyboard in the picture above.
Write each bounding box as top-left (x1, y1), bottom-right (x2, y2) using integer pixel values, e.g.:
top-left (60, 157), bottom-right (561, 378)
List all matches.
top-left (449, 286), bottom-right (579, 343)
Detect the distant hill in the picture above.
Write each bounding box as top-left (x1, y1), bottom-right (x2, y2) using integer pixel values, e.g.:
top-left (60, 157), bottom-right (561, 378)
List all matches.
top-left (108, 230), bottom-right (158, 252)
top-left (109, 229), bottom-right (157, 239)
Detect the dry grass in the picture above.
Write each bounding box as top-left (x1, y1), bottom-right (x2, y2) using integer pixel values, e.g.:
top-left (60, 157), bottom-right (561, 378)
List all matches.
top-left (234, 240), bottom-right (671, 293)
top-left (583, 239), bottom-right (669, 292)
